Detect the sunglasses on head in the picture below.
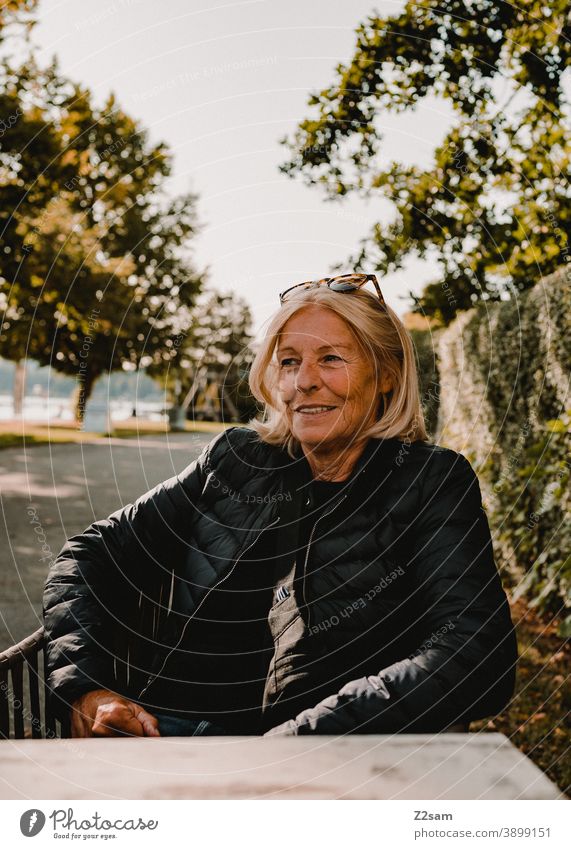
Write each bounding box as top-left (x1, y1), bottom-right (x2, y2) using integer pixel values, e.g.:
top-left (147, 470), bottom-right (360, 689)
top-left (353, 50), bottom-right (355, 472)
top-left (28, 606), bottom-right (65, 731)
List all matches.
top-left (279, 273), bottom-right (386, 307)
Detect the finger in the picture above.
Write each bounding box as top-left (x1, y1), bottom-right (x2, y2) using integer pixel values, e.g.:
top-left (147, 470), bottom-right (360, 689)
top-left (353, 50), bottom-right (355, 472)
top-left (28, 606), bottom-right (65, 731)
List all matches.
top-left (135, 707), bottom-right (161, 737)
top-left (71, 713), bottom-right (86, 738)
top-left (71, 707), bottom-right (93, 738)
top-left (114, 715), bottom-right (147, 737)
top-left (92, 717), bottom-right (144, 736)
top-left (91, 715), bottom-right (123, 736)
top-left (92, 704), bottom-right (144, 737)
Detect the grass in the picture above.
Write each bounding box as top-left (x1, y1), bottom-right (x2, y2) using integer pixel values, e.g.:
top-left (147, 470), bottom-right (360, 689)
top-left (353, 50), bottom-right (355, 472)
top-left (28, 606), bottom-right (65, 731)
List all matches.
top-left (0, 418), bottom-right (230, 449)
top-left (472, 598), bottom-right (570, 796)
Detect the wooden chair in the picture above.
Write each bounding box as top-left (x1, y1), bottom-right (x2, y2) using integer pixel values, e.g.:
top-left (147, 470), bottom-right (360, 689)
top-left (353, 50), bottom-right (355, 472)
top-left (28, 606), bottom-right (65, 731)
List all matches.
top-left (0, 626), bottom-right (70, 739)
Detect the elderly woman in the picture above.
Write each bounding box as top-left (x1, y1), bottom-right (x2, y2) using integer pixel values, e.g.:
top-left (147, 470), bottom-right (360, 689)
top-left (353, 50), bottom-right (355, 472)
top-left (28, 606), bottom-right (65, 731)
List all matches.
top-left (44, 273), bottom-right (517, 738)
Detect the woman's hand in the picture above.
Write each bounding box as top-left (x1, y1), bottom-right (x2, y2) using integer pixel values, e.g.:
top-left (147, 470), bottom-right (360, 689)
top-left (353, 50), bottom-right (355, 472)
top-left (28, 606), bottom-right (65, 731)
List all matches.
top-left (263, 719), bottom-right (298, 737)
top-left (70, 689), bottom-right (161, 738)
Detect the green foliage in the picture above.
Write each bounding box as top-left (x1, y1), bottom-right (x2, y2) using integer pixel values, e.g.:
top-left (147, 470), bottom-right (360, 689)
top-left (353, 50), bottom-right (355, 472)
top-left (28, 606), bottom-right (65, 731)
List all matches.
top-left (0, 63), bottom-right (70, 359)
top-left (146, 290), bottom-right (257, 421)
top-left (0, 0), bottom-right (36, 43)
top-left (434, 267), bottom-right (570, 635)
top-left (187, 291), bottom-right (257, 422)
top-left (509, 412), bottom-right (571, 636)
top-left (410, 327), bottom-right (440, 436)
top-left (280, 1), bottom-right (571, 321)
top-left (0, 59), bottom-right (204, 419)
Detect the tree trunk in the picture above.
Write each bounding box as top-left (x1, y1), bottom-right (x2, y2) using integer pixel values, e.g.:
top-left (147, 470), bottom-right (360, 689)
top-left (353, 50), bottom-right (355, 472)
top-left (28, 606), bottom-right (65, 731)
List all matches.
top-left (167, 405), bottom-right (187, 432)
top-left (219, 382), bottom-right (239, 421)
top-left (13, 359), bottom-right (26, 417)
top-left (72, 369), bottom-right (97, 424)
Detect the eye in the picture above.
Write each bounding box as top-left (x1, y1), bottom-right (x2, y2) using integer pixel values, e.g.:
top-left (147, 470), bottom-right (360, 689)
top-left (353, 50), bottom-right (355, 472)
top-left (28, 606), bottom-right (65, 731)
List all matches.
top-left (323, 354), bottom-right (342, 362)
top-left (279, 357), bottom-right (298, 367)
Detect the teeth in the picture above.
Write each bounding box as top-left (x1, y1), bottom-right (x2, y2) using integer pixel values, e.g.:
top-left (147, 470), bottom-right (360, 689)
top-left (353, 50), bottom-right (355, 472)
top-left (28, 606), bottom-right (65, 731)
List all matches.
top-left (298, 406), bottom-right (334, 413)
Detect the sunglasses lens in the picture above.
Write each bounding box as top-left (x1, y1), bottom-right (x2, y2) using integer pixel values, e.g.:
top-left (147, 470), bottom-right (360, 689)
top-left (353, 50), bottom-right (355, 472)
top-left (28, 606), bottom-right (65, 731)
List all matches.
top-left (328, 280), bottom-right (359, 292)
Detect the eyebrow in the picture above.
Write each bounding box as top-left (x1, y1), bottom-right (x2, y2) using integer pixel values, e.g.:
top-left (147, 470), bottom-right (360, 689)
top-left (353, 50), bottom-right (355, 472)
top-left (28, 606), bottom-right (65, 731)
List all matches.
top-left (277, 343), bottom-right (353, 354)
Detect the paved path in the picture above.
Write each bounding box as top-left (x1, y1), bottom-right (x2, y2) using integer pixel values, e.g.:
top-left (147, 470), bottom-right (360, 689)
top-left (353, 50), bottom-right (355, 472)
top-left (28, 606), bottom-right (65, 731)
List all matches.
top-left (0, 432), bottom-right (217, 648)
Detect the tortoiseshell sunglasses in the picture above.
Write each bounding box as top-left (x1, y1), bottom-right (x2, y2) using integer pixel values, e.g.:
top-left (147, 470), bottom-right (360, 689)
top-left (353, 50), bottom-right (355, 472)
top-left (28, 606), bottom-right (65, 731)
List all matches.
top-left (279, 273), bottom-right (386, 307)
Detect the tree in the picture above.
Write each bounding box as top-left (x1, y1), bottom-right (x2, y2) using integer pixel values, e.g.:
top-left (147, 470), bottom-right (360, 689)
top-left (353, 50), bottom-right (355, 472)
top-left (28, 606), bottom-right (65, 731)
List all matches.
top-left (0, 0), bottom-right (36, 43)
top-left (0, 60), bottom-right (204, 420)
top-left (146, 290), bottom-right (256, 423)
top-left (280, 0), bottom-right (571, 323)
top-left (0, 59), bottom-right (74, 411)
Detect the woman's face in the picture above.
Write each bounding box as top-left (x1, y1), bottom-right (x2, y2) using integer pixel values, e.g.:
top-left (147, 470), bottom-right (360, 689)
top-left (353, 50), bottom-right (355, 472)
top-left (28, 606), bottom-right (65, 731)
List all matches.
top-left (276, 305), bottom-right (391, 453)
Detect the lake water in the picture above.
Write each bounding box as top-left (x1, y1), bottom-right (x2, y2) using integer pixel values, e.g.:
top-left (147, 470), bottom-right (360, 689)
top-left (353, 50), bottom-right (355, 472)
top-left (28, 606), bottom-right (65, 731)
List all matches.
top-left (0, 394), bottom-right (167, 423)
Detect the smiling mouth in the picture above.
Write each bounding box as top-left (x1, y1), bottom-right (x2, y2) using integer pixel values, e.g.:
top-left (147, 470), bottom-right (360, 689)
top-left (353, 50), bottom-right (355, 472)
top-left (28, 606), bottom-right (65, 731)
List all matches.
top-left (294, 405), bottom-right (336, 415)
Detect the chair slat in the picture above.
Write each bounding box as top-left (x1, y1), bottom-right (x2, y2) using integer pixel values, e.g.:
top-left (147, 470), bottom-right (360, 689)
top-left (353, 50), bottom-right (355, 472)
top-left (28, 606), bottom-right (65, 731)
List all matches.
top-left (11, 662), bottom-right (25, 739)
top-left (27, 651), bottom-right (42, 739)
top-left (1, 625), bottom-right (144, 740)
top-left (42, 640), bottom-right (56, 738)
top-left (0, 670), bottom-right (10, 738)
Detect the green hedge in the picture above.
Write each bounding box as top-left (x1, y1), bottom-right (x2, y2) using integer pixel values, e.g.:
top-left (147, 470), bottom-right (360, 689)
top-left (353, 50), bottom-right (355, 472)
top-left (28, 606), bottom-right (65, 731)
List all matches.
top-left (413, 267), bottom-right (570, 635)
top-left (410, 327), bottom-right (440, 437)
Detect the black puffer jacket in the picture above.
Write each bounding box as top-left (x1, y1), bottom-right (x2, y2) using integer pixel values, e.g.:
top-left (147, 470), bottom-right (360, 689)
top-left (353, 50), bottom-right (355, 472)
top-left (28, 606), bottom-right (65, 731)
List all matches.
top-left (43, 427), bottom-right (517, 734)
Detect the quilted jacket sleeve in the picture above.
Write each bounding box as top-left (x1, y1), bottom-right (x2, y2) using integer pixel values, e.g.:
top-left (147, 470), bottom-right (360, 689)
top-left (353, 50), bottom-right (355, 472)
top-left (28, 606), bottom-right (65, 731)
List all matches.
top-left (42, 432), bottom-right (225, 722)
top-left (266, 451), bottom-right (518, 736)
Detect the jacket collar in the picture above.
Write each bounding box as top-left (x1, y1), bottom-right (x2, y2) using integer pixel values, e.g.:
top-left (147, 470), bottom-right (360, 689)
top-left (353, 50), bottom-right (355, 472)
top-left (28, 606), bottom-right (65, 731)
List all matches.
top-left (277, 435), bottom-right (404, 503)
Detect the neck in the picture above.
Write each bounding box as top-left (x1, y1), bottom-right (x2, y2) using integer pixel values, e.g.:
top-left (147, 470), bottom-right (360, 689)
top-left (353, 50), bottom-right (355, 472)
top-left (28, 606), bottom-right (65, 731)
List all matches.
top-left (302, 438), bottom-right (369, 482)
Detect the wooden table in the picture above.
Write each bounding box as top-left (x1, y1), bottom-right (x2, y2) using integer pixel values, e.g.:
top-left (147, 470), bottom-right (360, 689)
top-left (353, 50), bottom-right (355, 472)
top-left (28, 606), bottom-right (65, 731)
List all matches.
top-left (0, 733), bottom-right (562, 800)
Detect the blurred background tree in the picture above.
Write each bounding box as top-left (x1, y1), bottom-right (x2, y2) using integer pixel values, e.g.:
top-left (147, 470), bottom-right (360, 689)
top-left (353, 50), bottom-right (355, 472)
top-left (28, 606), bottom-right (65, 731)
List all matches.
top-left (0, 55), bottom-right (70, 411)
top-left (146, 290), bottom-right (256, 424)
top-left (1, 26), bottom-right (205, 420)
top-left (0, 0), bottom-right (37, 43)
top-left (280, 0), bottom-right (571, 325)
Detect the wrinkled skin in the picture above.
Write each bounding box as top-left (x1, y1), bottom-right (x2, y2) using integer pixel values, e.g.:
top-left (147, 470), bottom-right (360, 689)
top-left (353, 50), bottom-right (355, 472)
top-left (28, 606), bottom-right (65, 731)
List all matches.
top-left (71, 689), bottom-right (160, 737)
top-left (276, 304), bottom-right (392, 480)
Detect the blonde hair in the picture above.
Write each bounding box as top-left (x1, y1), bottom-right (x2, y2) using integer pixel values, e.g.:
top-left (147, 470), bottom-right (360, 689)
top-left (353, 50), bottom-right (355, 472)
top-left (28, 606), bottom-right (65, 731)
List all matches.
top-left (248, 286), bottom-right (428, 457)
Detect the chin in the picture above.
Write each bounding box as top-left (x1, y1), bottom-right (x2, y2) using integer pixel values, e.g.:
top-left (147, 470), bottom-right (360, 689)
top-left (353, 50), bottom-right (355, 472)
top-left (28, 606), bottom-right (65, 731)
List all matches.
top-left (294, 425), bottom-right (341, 445)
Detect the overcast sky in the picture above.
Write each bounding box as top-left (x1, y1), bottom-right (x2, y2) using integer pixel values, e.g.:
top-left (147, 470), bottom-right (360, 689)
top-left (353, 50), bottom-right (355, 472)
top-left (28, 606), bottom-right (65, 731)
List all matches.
top-left (33, 0), bottom-right (454, 334)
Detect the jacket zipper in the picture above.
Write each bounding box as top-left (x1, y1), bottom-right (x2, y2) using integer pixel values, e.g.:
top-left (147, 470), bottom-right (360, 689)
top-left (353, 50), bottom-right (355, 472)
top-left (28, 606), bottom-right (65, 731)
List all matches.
top-left (301, 494), bottom-right (347, 629)
top-left (137, 514), bottom-right (281, 701)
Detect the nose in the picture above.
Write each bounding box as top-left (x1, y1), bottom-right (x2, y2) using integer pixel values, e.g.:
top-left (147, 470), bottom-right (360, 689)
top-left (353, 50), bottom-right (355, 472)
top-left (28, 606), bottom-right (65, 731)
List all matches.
top-left (294, 358), bottom-right (321, 393)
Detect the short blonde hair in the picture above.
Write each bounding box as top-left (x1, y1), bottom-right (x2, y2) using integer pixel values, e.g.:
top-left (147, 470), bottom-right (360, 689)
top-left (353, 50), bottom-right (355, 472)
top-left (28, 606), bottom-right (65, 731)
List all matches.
top-left (248, 286), bottom-right (428, 457)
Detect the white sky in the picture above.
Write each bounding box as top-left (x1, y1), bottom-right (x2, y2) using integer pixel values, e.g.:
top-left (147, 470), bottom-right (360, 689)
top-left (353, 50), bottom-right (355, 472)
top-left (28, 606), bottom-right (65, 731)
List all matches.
top-left (33, 0), bottom-right (454, 334)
